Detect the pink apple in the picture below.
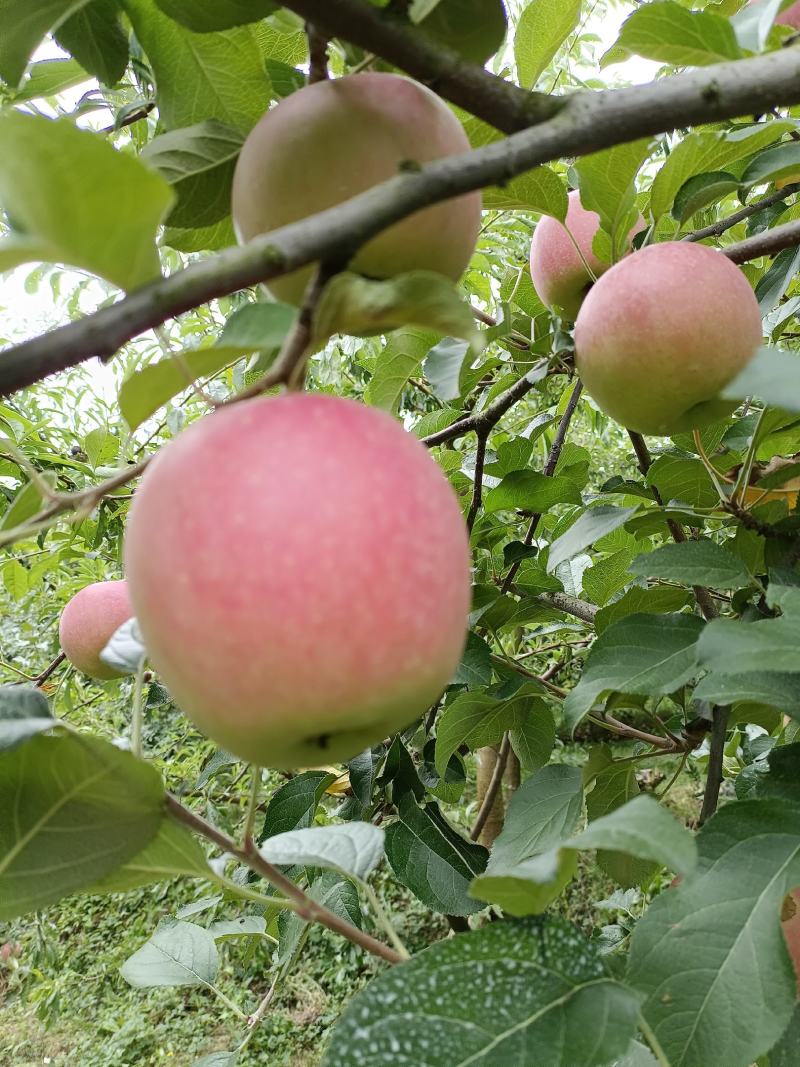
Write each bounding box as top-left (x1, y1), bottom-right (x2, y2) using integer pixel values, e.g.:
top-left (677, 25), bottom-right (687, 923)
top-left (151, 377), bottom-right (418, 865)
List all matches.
top-left (59, 580), bottom-right (133, 680)
top-left (124, 394), bottom-right (471, 769)
top-left (232, 72), bottom-right (481, 306)
top-left (574, 242), bottom-right (762, 435)
top-left (529, 189), bottom-right (645, 319)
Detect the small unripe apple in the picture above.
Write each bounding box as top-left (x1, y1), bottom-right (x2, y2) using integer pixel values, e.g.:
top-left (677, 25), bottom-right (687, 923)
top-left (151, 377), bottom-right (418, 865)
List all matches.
top-left (231, 72), bottom-right (481, 306)
top-left (574, 242), bottom-right (762, 436)
top-left (58, 580), bottom-right (133, 680)
top-left (529, 189), bottom-right (645, 320)
top-left (124, 394), bottom-right (471, 769)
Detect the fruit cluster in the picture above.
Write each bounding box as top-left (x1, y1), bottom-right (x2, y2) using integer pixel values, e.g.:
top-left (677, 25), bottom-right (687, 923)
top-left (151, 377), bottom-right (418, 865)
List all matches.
top-left (60, 70), bottom-right (765, 770)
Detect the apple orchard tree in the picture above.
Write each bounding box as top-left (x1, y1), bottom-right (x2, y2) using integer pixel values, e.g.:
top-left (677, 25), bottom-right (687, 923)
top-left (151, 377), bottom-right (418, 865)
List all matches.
top-left (6, 0), bottom-right (800, 1064)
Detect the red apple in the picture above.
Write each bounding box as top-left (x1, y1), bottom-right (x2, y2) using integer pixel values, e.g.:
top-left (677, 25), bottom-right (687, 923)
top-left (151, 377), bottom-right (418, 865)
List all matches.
top-left (574, 242), bottom-right (762, 435)
top-left (124, 394), bottom-right (471, 769)
top-left (783, 888), bottom-right (800, 995)
top-left (231, 72), bottom-right (481, 306)
top-left (58, 580), bottom-right (133, 680)
top-left (529, 189), bottom-right (645, 320)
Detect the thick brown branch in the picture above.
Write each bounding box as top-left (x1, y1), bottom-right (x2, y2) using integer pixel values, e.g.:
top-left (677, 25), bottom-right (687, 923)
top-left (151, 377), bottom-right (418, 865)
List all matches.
top-left (282, 0), bottom-right (557, 132)
top-left (722, 218), bottom-right (800, 264)
top-left (3, 45), bottom-right (800, 396)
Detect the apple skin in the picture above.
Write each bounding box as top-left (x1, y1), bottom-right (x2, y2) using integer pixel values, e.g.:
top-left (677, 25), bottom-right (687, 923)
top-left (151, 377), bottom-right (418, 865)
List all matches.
top-left (124, 394), bottom-right (471, 769)
top-left (574, 242), bottom-right (762, 436)
top-left (58, 580), bottom-right (134, 680)
top-left (529, 189), bottom-right (645, 320)
top-left (231, 72), bottom-right (481, 306)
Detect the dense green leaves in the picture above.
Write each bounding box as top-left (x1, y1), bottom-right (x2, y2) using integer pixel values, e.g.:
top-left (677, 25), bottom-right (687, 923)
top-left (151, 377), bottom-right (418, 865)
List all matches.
top-left (0, 0), bottom-right (91, 86)
top-left (564, 613), bottom-right (705, 731)
top-left (385, 795), bottom-right (488, 915)
top-left (323, 918), bottom-right (641, 1067)
top-left (0, 111), bottom-right (172, 289)
top-left (628, 798), bottom-right (800, 1067)
top-left (123, 0), bottom-right (271, 131)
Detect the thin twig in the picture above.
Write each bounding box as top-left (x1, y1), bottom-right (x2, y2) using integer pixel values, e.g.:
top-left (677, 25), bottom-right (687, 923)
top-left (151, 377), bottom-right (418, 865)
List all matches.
top-left (306, 23), bottom-right (330, 83)
top-left (470, 733), bottom-right (511, 841)
top-left (466, 432), bottom-right (487, 535)
top-left (33, 651), bottom-right (66, 687)
top-left (684, 184), bottom-right (798, 242)
top-left (165, 793), bottom-right (404, 964)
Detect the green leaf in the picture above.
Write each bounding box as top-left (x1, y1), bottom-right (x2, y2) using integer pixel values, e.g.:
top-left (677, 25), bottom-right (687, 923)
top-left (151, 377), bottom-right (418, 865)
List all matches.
top-left (154, 0), bottom-right (276, 32)
top-left (575, 139), bottom-right (652, 257)
top-left (276, 871), bottom-right (361, 971)
top-left (650, 122), bottom-right (792, 221)
top-left (142, 121), bottom-right (245, 229)
top-left (756, 247), bottom-right (800, 315)
top-left (384, 794), bottom-right (488, 915)
top-left (208, 916), bottom-right (268, 941)
top-left (119, 303), bottom-right (295, 429)
top-left (163, 216), bottom-right (236, 253)
top-left (646, 453), bottom-right (718, 509)
top-left (584, 751), bottom-right (658, 888)
top-left (0, 471), bottom-right (57, 532)
top-left (515, 0), bottom-right (582, 89)
top-left (0, 0), bottom-right (90, 86)
top-left (434, 689), bottom-right (540, 777)
top-left (259, 823), bottom-right (384, 881)
top-left (11, 58), bottom-right (89, 101)
top-left (723, 347), bottom-right (800, 413)
top-left (123, 0), bottom-right (271, 132)
top-left (482, 166), bottom-right (568, 219)
top-left (264, 57), bottom-right (305, 99)
top-left (0, 685), bottom-right (54, 752)
top-left (119, 348), bottom-right (240, 430)
top-left (0, 731), bottom-right (165, 920)
top-left (312, 272), bottom-right (483, 353)
top-left (509, 702), bottom-right (556, 773)
top-left (323, 917), bottom-right (641, 1067)
top-left (571, 795), bottom-right (697, 879)
top-left (88, 817), bottom-right (212, 893)
top-left (741, 142), bottom-right (800, 188)
top-left (672, 171), bottom-right (740, 224)
top-left (563, 613), bottom-right (705, 732)
top-left (471, 764), bottom-right (583, 912)
top-left (582, 549), bottom-right (636, 608)
top-left (54, 0), bottom-right (129, 85)
top-left (698, 610), bottom-right (800, 676)
top-left (547, 507), bottom-right (638, 573)
top-left (615, 1), bottom-right (743, 67)
top-left (484, 470), bottom-right (583, 515)
top-left (364, 328), bottom-right (437, 412)
top-left (258, 770), bottom-right (336, 841)
top-left (0, 111), bottom-right (172, 290)
top-left (629, 540), bottom-right (752, 590)
top-left (416, 0), bottom-right (506, 64)
top-left (628, 797), bottom-right (800, 1067)
top-left (770, 1006), bottom-right (800, 1067)
top-left (732, 0), bottom-right (787, 52)
top-left (121, 920), bottom-right (219, 988)
top-left (694, 669), bottom-right (800, 710)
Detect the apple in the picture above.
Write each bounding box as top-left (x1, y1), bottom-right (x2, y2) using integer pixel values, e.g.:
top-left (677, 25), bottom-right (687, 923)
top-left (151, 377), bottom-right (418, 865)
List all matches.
top-left (231, 72), bottom-right (481, 306)
top-left (574, 242), bottom-right (762, 436)
top-left (124, 394), bottom-right (471, 769)
top-left (59, 580), bottom-right (133, 680)
top-left (529, 189), bottom-right (645, 320)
